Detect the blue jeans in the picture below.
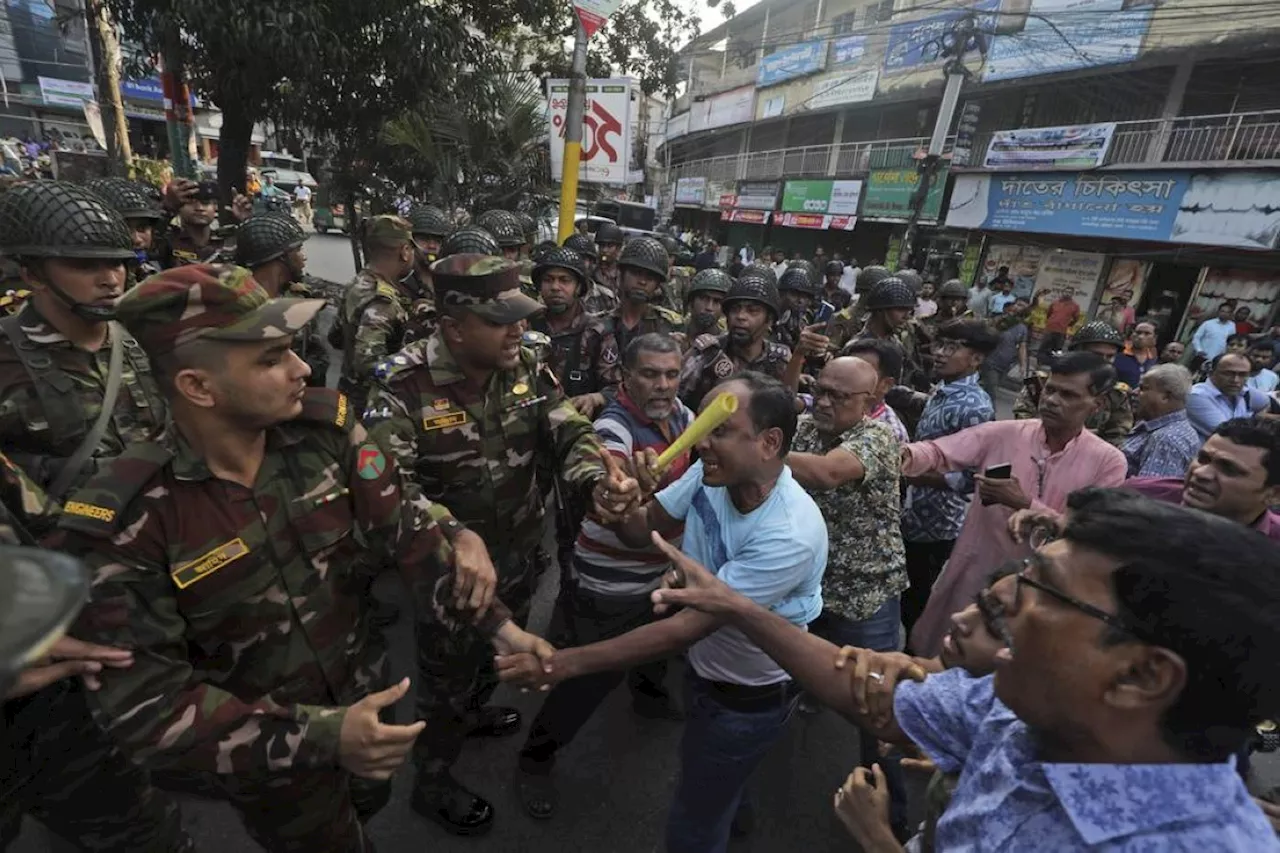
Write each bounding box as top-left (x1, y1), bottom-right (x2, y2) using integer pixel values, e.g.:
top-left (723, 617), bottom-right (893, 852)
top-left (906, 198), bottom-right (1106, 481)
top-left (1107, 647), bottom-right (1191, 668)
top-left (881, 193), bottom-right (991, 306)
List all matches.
top-left (664, 672), bottom-right (799, 853)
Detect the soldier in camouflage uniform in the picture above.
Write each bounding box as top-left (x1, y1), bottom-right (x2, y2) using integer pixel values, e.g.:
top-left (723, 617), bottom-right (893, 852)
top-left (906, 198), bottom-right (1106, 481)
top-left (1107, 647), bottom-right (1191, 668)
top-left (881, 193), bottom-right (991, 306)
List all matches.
top-left (679, 273), bottom-right (793, 410)
top-left (564, 232), bottom-right (619, 316)
top-left (609, 236), bottom-right (683, 353)
top-left (821, 260), bottom-right (851, 311)
top-left (362, 254), bottom-right (609, 836)
top-left (0, 181), bottom-right (167, 498)
top-left (1014, 320), bottom-right (1134, 445)
top-left (0, 455), bottom-right (194, 853)
top-left (335, 215), bottom-right (419, 413)
top-left (660, 234), bottom-right (693, 314)
top-left (158, 180), bottom-right (224, 267)
top-left (406, 204), bottom-right (452, 299)
top-left (773, 264), bottom-right (822, 351)
top-left (840, 276), bottom-right (932, 391)
top-left (593, 222), bottom-right (625, 293)
top-left (85, 177), bottom-right (168, 278)
top-left (234, 213), bottom-right (330, 386)
top-left (827, 264), bottom-right (892, 351)
top-left (681, 267), bottom-right (732, 346)
top-left (514, 211), bottom-right (537, 260)
top-left (57, 264), bottom-right (550, 853)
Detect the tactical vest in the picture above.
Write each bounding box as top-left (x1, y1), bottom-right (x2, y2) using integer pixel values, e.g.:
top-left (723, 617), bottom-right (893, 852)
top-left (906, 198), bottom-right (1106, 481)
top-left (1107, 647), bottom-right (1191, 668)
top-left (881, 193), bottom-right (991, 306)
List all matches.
top-left (547, 323), bottom-right (600, 399)
top-left (0, 315), bottom-right (164, 450)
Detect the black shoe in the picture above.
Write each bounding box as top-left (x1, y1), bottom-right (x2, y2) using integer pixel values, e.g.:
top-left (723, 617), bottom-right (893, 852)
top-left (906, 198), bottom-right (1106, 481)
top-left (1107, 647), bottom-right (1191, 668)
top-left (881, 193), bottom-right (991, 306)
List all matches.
top-left (467, 706), bottom-right (522, 738)
top-left (411, 774), bottom-right (494, 837)
top-left (515, 767), bottom-right (558, 820)
top-left (730, 800), bottom-right (754, 838)
top-left (369, 600), bottom-right (400, 629)
top-left (631, 697), bottom-right (685, 721)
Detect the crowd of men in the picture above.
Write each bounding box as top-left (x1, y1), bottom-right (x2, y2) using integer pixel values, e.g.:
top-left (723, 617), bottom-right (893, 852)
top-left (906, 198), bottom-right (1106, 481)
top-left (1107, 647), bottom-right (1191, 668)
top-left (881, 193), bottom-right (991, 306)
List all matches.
top-left (0, 175), bottom-right (1278, 853)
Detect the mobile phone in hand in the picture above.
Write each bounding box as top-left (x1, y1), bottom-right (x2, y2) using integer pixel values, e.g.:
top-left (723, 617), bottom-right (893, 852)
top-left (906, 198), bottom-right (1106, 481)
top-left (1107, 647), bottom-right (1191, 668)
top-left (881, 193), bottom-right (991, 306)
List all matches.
top-left (983, 463), bottom-right (1012, 480)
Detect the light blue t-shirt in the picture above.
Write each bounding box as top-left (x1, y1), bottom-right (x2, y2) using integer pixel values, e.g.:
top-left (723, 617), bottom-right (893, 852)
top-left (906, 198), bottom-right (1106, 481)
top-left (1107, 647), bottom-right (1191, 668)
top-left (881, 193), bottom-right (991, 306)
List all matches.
top-left (657, 460), bottom-right (828, 686)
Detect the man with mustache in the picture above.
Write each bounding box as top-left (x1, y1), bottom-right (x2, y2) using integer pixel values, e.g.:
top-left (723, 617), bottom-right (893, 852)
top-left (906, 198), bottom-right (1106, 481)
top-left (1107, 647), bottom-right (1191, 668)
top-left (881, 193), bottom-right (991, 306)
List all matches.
top-left (514, 333), bottom-right (693, 820)
top-left (608, 236), bottom-right (683, 354)
top-left (0, 181), bottom-right (167, 499)
top-left (678, 273), bottom-right (792, 410)
top-left (681, 267), bottom-right (731, 347)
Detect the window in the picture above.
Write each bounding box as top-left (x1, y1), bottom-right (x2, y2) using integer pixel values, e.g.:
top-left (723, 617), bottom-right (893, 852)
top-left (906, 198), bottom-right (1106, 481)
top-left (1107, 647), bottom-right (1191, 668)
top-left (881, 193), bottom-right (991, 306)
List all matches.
top-left (865, 0), bottom-right (895, 25)
top-left (832, 11), bottom-right (857, 34)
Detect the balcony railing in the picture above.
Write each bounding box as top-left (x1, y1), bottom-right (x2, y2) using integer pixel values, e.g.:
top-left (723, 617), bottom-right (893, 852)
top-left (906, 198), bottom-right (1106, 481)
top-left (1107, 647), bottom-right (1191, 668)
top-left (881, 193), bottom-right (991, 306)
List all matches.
top-left (968, 110), bottom-right (1280, 169)
top-left (670, 135), bottom-right (939, 183)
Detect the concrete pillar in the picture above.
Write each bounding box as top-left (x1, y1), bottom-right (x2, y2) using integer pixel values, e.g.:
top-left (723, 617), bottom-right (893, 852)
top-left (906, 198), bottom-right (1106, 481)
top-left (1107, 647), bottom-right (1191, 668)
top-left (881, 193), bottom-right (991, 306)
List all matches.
top-left (1145, 56), bottom-right (1194, 164)
top-left (827, 111), bottom-right (845, 176)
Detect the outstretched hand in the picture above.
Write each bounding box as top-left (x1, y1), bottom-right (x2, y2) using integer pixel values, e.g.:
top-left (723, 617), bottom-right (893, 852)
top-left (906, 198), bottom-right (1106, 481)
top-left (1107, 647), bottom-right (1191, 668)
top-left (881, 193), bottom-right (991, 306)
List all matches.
top-left (591, 451), bottom-right (641, 523)
top-left (648, 532), bottom-right (740, 616)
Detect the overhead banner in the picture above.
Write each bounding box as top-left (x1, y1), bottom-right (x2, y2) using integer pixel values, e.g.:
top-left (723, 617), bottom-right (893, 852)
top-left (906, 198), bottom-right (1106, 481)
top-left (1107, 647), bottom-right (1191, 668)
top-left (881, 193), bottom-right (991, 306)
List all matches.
top-left (778, 212), bottom-right (858, 230)
top-left (38, 76), bottom-right (94, 108)
top-left (984, 123), bottom-right (1116, 170)
top-left (984, 0), bottom-right (1153, 82)
top-left (734, 181), bottom-right (781, 211)
top-left (831, 35), bottom-right (868, 66)
top-left (721, 209), bottom-right (771, 224)
top-left (757, 40), bottom-right (827, 87)
top-left (780, 179), bottom-right (863, 216)
top-left (862, 167), bottom-right (947, 222)
top-left (946, 170), bottom-right (1280, 250)
top-left (808, 69), bottom-right (880, 111)
top-left (883, 0), bottom-right (999, 75)
top-left (674, 176), bottom-right (707, 207)
top-left (690, 86), bottom-right (755, 133)
top-left (548, 78), bottom-right (633, 185)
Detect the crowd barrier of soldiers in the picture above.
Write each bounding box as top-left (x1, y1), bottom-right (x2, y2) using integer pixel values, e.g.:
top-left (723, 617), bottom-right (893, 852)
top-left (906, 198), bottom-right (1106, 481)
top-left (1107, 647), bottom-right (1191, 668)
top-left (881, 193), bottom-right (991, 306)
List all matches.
top-left (0, 173), bottom-right (1150, 853)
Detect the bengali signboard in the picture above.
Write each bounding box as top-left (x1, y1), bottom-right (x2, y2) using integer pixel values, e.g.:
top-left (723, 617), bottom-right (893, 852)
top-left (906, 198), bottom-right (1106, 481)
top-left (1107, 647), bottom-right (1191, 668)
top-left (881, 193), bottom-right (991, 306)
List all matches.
top-left (778, 212), bottom-right (858, 230)
top-left (734, 181), bottom-right (781, 211)
top-left (1032, 250), bottom-right (1107, 316)
top-left (704, 181), bottom-right (732, 211)
top-left (573, 0), bottom-right (625, 38)
top-left (780, 180), bottom-right (863, 215)
top-left (38, 76), bottom-right (94, 108)
top-left (862, 167), bottom-right (948, 222)
top-left (883, 0), bottom-right (999, 75)
top-left (690, 86), bottom-right (756, 132)
top-left (983, 123), bottom-right (1116, 170)
top-left (674, 176), bottom-right (707, 207)
top-left (831, 35), bottom-right (868, 66)
top-left (721, 209), bottom-right (771, 224)
top-left (808, 69), bottom-right (880, 111)
top-left (758, 40), bottom-right (828, 87)
top-left (984, 0), bottom-right (1153, 82)
top-left (945, 171), bottom-right (1280, 250)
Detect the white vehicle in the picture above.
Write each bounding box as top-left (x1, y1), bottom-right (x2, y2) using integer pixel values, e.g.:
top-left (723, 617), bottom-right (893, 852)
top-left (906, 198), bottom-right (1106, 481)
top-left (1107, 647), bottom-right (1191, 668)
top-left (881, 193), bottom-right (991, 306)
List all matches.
top-left (536, 212), bottom-right (617, 245)
top-left (255, 151), bottom-right (318, 193)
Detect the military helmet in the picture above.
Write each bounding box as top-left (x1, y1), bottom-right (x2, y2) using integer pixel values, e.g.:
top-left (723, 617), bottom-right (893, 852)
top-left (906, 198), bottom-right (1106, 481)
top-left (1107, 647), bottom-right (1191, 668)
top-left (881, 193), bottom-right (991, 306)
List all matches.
top-left (514, 211), bottom-right (536, 243)
top-left (789, 259), bottom-right (819, 283)
top-left (824, 260), bottom-right (844, 277)
top-left (530, 240), bottom-right (559, 263)
top-left (658, 234), bottom-right (681, 257)
top-left (1070, 320), bottom-right (1125, 349)
top-left (0, 180), bottom-right (134, 261)
top-left (474, 210), bottom-right (524, 248)
top-left (532, 246), bottom-right (587, 292)
top-left (723, 274), bottom-right (780, 317)
top-left (595, 222), bottom-right (625, 246)
top-left (863, 277), bottom-right (917, 312)
top-left (563, 232), bottom-right (598, 260)
top-left (84, 178), bottom-right (166, 223)
top-left (897, 269), bottom-right (923, 294)
top-left (856, 265), bottom-right (892, 292)
top-left (742, 261), bottom-right (778, 286)
top-left (440, 225), bottom-right (500, 258)
top-left (233, 213), bottom-right (307, 268)
top-left (778, 265), bottom-right (820, 297)
top-left (939, 278), bottom-right (968, 299)
top-left (617, 236), bottom-right (669, 282)
top-left (687, 268), bottom-right (733, 300)
top-left (407, 204), bottom-right (451, 238)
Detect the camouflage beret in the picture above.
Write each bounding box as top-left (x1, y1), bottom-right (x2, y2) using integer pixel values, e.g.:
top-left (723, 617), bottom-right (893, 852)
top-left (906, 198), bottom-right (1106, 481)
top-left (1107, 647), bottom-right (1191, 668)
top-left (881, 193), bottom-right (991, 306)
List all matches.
top-left (362, 214), bottom-right (413, 247)
top-left (430, 253), bottom-right (543, 325)
top-left (116, 263), bottom-right (325, 356)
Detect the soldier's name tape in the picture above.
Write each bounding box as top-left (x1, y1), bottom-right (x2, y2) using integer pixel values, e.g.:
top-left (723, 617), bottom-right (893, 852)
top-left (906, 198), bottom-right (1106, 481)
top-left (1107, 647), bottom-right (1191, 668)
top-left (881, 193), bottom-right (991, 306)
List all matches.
top-left (334, 394), bottom-right (350, 429)
top-left (171, 538), bottom-right (250, 589)
top-left (424, 411), bottom-right (467, 431)
top-left (65, 500), bottom-right (116, 523)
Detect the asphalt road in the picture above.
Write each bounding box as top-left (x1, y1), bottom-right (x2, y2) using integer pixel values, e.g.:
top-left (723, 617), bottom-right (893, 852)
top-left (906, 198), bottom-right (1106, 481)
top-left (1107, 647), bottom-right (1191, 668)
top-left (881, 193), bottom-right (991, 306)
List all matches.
top-left (13, 234), bottom-right (1279, 850)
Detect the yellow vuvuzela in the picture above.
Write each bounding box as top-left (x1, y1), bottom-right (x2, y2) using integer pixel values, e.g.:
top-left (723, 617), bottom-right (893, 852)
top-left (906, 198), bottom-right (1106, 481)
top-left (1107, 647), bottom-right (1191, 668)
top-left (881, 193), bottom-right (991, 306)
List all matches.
top-left (654, 392), bottom-right (739, 474)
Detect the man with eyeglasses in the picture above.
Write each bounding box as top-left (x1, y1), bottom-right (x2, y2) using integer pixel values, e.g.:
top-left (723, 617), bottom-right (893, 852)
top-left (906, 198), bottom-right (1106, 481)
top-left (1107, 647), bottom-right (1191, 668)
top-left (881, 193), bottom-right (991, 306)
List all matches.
top-left (1186, 352), bottom-right (1270, 439)
top-left (645, 487), bottom-right (1280, 851)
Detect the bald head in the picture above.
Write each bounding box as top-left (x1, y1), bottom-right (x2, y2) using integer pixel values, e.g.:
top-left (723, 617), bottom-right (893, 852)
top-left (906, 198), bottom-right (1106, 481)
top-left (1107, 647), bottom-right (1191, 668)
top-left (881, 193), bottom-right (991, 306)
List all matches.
top-left (813, 356), bottom-right (880, 434)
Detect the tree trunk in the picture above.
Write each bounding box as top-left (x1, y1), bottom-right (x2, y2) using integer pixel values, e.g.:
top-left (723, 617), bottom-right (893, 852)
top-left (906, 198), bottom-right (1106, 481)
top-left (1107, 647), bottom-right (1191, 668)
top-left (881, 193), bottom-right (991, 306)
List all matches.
top-left (85, 0), bottom-right (131, 176)
top-left (216, 104), bottom-right (254, 213)
top-left (345, 190), bottom-right (363, 271)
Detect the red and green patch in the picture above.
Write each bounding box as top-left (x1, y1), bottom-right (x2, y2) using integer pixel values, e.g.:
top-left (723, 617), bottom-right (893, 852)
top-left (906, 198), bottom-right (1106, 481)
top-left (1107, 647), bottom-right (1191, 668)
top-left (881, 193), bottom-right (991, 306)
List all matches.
top-left (356, 444), bottom-right (387, 480)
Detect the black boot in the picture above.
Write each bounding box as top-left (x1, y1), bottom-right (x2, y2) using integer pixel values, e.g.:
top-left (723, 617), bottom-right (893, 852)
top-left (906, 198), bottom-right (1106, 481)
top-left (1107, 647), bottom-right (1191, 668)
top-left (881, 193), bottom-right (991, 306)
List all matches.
top-left (411, 771), bottom-right (494, 837)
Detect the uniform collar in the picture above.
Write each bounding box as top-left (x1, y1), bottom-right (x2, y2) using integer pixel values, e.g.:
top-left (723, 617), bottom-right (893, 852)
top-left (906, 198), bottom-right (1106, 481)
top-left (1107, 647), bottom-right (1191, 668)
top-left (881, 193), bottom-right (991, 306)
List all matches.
top-left (425, 332), bottom-right (467, 387)
top-left (168, 419), bottom-right (307, 482)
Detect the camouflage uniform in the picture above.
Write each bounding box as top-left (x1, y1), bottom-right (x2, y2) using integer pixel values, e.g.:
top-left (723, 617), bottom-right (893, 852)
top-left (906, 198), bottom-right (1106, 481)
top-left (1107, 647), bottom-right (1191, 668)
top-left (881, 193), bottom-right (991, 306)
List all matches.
top-left (665, 264), bottom-right (695, 313)
top-left (678, 334), bottom-right (793, 411)
top-left (361, 255), bottom-right (607, 788)
top-left (1013, 371), bottom-right (1134, 446)
top-left (284, 278), bottom-right (333, 386)
top-left (581, 280), bottom-right (620, 317)
top-left (337, 269), bottom-right (413, 409)
top-left (528, 305), bottom-right (621, 400)
top-left (161, 225), bottom-right (223, 267)
top-left (58, 264), bottom-right (510, 853)
top-left (611, 303), bottom-right (683, 354)
top-left (843, 316), bottom-right (933, 390)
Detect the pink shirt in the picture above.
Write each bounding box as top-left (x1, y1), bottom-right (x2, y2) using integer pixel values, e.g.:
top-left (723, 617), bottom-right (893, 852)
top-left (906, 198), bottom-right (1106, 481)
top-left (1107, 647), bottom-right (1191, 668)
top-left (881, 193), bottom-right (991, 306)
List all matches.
top-left (901, 420), bottom-right (1127, 656)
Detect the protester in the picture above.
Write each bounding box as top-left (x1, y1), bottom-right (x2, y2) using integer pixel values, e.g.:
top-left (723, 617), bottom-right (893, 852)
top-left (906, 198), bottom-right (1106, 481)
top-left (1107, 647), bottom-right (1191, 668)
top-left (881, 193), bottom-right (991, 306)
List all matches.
top-left (1160, 339), bottom-right (1185, 364)
top-left (980, 297), bottom-right (1029, 401)
top-left (646, 486), bottom-right (1280, 851)
top-left (965, 277), bottom-right (990, 319)
top-left (1122, 363), bottom-right (1201, 478)
top-left (1038, 290), bottom-right (1081, 362)
top-left (843, 338), bottom-right (910, 443)
top-left (915, 281), bottom-right (938, 319)
top-left (903, 351), bottom-right (1128, 656)
top-left (1235, 304), bottom-right (1259, 335)
top-left (693, 241), bottom-right (718, 271)
top-left (1191, 302), bottom-right (1238, 365)
top-left (1247, 340), bottom-right (1280, 393)
top-left (1186, 353), bottom-right (1270, 439)
top-left (987, 276), bottom-right (1016, 316)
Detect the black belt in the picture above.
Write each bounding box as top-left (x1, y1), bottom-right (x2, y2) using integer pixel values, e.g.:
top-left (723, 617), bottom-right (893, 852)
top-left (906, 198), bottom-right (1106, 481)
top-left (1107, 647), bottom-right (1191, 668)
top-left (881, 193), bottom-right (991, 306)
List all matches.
top-left (696, 674), bottom-right (797, 712)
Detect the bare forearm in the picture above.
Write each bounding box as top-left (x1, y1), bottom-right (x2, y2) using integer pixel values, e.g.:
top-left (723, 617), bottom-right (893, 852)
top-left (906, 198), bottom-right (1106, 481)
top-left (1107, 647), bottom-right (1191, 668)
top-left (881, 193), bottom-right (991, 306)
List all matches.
top-left (556, 610), bottom-right (718, 679)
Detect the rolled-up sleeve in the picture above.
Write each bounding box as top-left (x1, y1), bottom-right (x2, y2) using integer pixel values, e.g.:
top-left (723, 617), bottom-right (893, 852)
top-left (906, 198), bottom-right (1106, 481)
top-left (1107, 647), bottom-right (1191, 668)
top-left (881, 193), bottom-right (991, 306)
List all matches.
top-left (894, 669), bottom-right (998, 775)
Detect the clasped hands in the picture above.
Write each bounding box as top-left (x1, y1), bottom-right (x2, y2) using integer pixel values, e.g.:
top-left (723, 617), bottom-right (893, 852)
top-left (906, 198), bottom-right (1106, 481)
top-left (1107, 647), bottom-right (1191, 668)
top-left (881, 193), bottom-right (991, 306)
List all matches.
top-left (588, 448), bottom-right (663, 524)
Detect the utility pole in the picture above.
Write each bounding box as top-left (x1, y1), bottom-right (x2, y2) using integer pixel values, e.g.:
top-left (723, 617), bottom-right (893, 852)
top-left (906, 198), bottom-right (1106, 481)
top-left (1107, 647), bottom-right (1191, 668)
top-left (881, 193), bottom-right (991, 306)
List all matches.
top-left (898, 13), bottom-right (984, 271)
top-left (85, 0), bottom-right (132, 176)
top-left (557, 21), bottom-right (588, 244)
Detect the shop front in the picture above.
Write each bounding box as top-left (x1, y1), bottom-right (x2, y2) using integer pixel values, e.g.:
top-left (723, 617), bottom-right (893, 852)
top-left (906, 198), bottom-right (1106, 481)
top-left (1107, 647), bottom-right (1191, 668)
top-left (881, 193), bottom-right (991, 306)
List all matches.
top-left (858, 166), bottom-right (951, 269)
top-left (720, 180), bottom-right (780, 254)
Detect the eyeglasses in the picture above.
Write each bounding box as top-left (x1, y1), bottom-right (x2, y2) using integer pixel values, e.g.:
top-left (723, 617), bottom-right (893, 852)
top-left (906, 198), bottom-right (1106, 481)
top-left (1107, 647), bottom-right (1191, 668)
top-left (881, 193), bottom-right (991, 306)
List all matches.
top-left (933, 340), bottom-right (962, 355)
top-left (814, 387), bottom-right (874, 406)
top-left (1007, 558), bottom-right (1137, 637)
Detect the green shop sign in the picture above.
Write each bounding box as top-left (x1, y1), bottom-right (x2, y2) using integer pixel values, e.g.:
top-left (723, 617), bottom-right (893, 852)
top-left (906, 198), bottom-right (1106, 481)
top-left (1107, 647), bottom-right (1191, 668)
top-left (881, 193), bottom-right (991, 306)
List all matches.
top-left (862, 167), bottom-right (947, 222)
top-left (780, 179), bottom-right (863, 215)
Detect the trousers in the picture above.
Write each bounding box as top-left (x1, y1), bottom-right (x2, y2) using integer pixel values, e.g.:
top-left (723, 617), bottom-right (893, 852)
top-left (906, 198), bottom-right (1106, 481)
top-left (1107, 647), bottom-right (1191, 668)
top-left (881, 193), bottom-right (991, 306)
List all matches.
top-left (1, 681), bottom-right (193, 853)
top-left (903, 539), bottom-right (955, 645)
top-left (519, 582), bottom-right (671, 772)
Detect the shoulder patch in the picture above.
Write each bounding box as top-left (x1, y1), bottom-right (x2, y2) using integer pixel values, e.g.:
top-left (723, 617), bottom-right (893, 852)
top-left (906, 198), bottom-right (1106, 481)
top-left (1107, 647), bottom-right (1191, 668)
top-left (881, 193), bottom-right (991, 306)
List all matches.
top-left (1113, 381), bottom-right (1131, 393)
top-left (295, 388), bottom-right (356, 432)
top-left (56, 443), bottom-right (174, 538)
top-left (374, 281), bottom-right (399, 302)
top-left (655, 306), bottom-right (684, 325)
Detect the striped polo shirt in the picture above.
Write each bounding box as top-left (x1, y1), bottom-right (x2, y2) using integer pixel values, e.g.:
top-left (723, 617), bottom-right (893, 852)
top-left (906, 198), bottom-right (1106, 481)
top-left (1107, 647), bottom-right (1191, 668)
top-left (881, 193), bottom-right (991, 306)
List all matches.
top-left (573, 390), bottom-right (694, 598)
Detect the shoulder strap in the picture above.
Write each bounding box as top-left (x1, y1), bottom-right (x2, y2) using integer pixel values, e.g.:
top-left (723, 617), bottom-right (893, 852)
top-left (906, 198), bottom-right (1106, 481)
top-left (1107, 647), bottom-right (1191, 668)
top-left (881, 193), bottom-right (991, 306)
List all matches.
top-left (48, 324), bottom-right (125, 500)
top-left (0, 314), bottom-right (88, 448)
top-left (294, 388), bottom-right (357, 433)
top-left (57, 439), bottom-right (174, 538)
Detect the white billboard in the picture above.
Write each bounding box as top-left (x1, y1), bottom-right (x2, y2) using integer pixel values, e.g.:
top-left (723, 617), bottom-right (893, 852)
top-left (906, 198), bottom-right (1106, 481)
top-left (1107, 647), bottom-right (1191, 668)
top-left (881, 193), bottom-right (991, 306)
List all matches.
top-left (548, 77), bottom-right (634, 186)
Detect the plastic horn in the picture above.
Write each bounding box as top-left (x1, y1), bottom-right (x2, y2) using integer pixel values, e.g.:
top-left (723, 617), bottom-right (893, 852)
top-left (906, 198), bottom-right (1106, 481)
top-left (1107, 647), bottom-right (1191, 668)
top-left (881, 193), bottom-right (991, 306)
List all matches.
top-left (654, 392), bottom-right (739, 474)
